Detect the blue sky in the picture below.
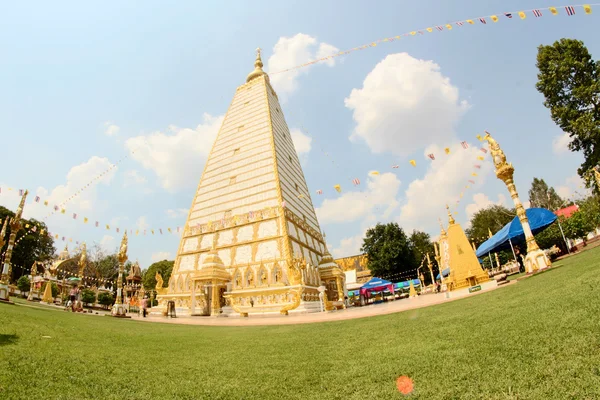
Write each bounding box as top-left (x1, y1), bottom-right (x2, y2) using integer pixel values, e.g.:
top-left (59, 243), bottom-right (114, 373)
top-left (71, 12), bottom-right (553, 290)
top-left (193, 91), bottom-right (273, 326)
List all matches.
top-left (1, 1), bottom-right (597, 267)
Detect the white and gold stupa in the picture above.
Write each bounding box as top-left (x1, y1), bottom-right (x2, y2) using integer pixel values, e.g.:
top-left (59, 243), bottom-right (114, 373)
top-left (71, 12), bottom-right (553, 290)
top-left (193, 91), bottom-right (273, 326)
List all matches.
top-left (155, 49), bottom-right (345, 317)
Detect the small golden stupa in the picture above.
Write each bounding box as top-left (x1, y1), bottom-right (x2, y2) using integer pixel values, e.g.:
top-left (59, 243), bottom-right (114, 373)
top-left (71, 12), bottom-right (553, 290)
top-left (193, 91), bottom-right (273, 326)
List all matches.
top-left (441, 206), bottom-right (489, 290)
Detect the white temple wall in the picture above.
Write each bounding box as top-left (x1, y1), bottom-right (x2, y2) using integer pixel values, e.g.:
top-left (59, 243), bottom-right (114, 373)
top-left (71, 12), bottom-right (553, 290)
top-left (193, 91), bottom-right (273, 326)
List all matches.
top-left (197, 164), bottom-right (275, 195)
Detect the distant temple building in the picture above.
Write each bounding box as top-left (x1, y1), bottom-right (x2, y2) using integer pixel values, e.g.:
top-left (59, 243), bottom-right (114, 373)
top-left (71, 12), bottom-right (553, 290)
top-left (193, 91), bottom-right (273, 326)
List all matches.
top-left (155, 49), bottom-right (345, 317)
top-left (335, 254), bottom-right (371, 283)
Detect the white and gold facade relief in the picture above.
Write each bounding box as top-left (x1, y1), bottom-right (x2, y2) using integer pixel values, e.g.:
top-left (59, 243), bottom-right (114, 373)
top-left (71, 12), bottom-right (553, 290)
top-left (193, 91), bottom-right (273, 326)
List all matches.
top-left (157, 205), bottom-right (330, 316)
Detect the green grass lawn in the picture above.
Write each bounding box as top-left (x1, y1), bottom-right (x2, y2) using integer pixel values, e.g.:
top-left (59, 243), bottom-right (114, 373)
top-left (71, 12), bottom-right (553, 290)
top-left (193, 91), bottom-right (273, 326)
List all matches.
top-left (2, 248), bottom-right (600, 400)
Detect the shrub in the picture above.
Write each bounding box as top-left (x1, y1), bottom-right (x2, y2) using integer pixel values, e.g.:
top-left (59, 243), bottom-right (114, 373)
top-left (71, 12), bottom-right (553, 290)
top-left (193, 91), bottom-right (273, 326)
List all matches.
top-left (97, 292), bottom-right (114, 309)
top-left (17, 276), bottom-right (30, 297)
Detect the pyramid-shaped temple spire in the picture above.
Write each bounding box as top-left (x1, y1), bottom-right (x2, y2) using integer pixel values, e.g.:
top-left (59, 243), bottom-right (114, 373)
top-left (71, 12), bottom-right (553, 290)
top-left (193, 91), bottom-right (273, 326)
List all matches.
top-left (160, 49), bottom-right (330, 316)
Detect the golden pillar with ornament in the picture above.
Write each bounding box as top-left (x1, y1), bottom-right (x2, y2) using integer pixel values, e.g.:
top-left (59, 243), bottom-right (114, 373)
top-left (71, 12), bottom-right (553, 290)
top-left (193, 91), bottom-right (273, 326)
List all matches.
top-left (0, 190), bottom-right (28, 302)
top-left (484, 131), bottom-right (550, 273)
top-left (27, 261), bottom-right (38, 301)
top-left (111, 232), bottom-right (130, 317)
top-left (426, 253), bottom-right (435, 287)
top-left (335, 276), bottom-right (344, 302)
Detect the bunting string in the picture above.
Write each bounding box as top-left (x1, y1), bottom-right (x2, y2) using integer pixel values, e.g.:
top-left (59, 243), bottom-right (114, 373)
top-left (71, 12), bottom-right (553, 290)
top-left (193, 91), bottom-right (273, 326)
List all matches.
top-left (269, 4), bottom-right (597, 75)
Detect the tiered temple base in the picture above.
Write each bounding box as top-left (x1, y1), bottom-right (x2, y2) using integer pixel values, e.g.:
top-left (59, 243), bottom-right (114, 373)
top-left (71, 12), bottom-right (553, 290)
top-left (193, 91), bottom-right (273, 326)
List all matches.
top-left (154, 284), bottom-right (322, 317)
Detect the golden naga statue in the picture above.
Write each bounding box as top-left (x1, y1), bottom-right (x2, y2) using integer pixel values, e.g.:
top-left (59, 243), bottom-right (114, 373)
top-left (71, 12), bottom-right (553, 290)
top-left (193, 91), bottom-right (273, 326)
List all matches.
top-left (0, 218), bottom-right (8, 248)
top-left (483, 131), bottom-right (507, 168)
top-left (117, 232), bottom-right (128, 264)
top-left (287, 258), bottom-right (305, 286)
top-left (155, 271), bottom-right (164, 289)
top-left (78, 242), bottom-right (87, 276)
top-left (10, 190), bottom-right (28, 230)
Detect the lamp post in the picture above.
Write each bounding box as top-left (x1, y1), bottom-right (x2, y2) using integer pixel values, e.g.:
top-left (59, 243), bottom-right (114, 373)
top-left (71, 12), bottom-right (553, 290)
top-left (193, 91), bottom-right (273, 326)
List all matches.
top-left (484, 131), bottom-right (550, 273)
top-left (0, 190), bottom-right (28, 302)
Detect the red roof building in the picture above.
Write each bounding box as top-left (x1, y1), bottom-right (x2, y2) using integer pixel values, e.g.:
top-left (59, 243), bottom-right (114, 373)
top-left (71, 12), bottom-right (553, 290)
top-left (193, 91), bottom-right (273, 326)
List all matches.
top-left (555, 204), bottom-right (579, 218)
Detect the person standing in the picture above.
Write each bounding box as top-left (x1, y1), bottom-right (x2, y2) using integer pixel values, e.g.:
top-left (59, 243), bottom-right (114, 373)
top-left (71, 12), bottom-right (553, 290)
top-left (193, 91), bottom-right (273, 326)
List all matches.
top-left (141, 296), bottom-right (148, 318)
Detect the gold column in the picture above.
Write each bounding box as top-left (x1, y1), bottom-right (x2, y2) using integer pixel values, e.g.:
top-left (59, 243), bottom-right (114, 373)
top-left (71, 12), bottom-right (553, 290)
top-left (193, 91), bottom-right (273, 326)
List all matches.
top-left (211, 279), bottom-right (220, 315)
top-left (484, 131), bottom-right (550, 272)
top-left (0, 190), bottom-right (27, 302)
top-left (335, 276), bottom-right (344, 302)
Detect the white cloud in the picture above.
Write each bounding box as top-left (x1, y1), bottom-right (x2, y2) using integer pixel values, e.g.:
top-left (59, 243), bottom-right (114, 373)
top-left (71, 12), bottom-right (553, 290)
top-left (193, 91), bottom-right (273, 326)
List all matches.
top-left (123, 170), bottom-right (147, 187)
top-left (151, 251), bottom-right (172, 262)
top-left (465, 193), bottom-right (507, 221)
top-left (99, 235), bottom-right (116, 252)
top-left (166, 208), bottom-right (188, 219)
top-left (316, 173), bottom-right (401, 224)
top-left (398, 144), bottom-right (493, 232)
top-left (104, 122), bottom-right (120, 137)
top-left (136, 216), bottom-right (150, 230)
top-left (290, 128), bottom-right (312, 156)
top-left (267, 33), bottom-right (339, 101)
top-left (125, 113), bottom-right (224, 191)
top-left (345, 53), bottom-right (469, 156)
top-left (556, 174), bottom-right (587, 200)
top-left (23, 156), bottom-right (117, 220)
top-left (552, 132), bottom-right (571, 154)
top-left (331, 234), bottom-right (364, 259)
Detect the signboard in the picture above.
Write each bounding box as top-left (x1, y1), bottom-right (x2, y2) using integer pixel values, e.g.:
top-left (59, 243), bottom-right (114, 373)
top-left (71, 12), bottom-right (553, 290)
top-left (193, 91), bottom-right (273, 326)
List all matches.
top-left (468, 285), bottom-right (482, 293)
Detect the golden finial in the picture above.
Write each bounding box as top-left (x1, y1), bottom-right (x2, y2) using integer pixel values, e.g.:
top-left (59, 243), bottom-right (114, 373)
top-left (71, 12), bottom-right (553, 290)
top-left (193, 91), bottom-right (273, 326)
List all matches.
top-left (446, 205), bottom-right (455, 225)
top-left (246, 47), bottom-right (268, 83)
top-left (438, 218), bottom-right (446, 236)
top-left (488, 228), bottom-right (493, 239)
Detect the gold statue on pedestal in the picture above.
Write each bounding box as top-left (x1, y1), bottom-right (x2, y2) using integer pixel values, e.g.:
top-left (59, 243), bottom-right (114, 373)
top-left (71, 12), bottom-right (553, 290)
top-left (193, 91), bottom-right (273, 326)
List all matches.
top-left (483, 131), bottom-right (550, 273)
top-left (112, 232), bottom-right (129, 317)
top-left (78, 243), bottom-right (87, 277)
top-left (155, 271), bottom-right (167, 295)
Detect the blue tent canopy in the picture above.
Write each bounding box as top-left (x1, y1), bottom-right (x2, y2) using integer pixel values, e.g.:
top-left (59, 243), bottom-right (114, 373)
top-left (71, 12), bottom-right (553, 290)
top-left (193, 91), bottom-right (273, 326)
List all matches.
top-left (360, 277), bottom-right (393, 290)
top-left (476, 208), bottom-right (557, 257)
top-left (436, 268), bottom-right (450, 280)
top-left (394, 279), bottom-right (421, 289)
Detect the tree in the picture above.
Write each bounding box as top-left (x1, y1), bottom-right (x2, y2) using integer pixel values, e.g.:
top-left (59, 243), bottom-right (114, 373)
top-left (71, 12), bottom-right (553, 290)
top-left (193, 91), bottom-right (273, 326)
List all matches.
top-left (534, 218), bottom-right (569, 255)
top-left (536, 39), bottom-right (600, 191)
top-left (408, 230), bottom-right (438, 284)
top-left (564, 211), bottom-right (595, 244)
top-left (0, 206), bottom-right (55, 282)
top-left (528, 178), bottom-right (564, 211)
top-left (466, 205), bottom-right (516, 246)
top-left (143, 260), bottom-right (174, 291)
top-left (17, 276), bottom-right (30, 297)
top-left (408, 230), bottom-right (434, 264)
top-left (361, 223), bottom-right (416, 280)
top-left (97, 292), bottom-right (114, 309)
top-left (81, 289), bottom-right (97, 306)
top-left (579, 194), bottom-right (600, 230)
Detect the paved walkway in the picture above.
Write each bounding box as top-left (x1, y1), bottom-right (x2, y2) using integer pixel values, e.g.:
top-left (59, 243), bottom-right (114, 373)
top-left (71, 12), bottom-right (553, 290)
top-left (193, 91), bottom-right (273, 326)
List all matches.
top-left (136, 281), bottom-right (514, 327)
